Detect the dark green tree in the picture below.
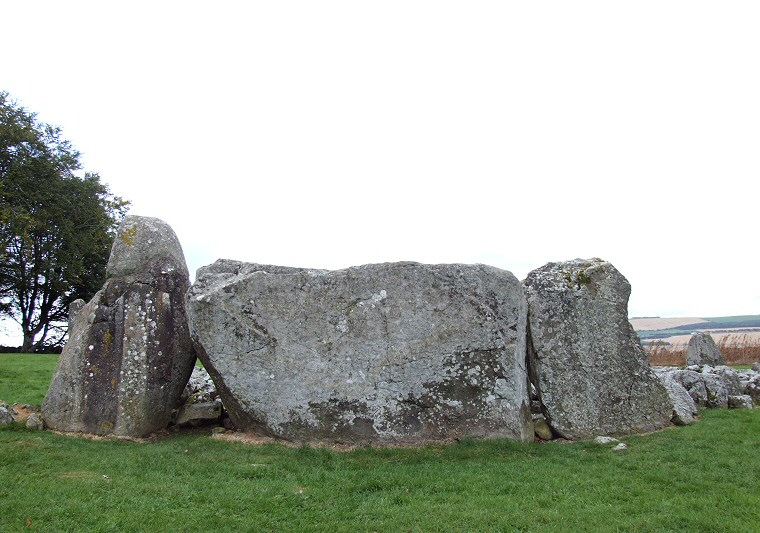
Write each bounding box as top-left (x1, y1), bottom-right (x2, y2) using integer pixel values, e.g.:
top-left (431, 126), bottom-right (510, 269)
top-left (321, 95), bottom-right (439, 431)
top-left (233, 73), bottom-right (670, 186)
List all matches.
top-left (0, 91), bottom-right (129, 352)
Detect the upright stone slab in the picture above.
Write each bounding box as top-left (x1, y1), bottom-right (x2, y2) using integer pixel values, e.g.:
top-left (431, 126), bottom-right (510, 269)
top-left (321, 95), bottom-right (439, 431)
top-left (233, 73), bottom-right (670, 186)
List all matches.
top-left (42, 216), bottom-right (196, 437)
top-left (187, 260), bottom-right (532, 443)
top-left (686, 332), bottom-right (724, 366)
top-left (524, 258), bottom-right (671, 439)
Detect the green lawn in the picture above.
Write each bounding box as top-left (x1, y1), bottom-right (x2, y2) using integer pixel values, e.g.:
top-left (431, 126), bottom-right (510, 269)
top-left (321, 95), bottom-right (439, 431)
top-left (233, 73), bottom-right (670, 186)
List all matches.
top-left (2, 353), bottom-right (760, 532)
top-left (0, 353), bottom-right (59, 405)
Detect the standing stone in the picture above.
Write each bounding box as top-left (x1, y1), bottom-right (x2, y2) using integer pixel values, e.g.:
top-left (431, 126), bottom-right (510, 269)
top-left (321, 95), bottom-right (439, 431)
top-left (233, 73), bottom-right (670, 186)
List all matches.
top-left (686, 333), bottom-right (724, 366)
top-left (42, 216), bottom-right (196, 437)
top-left (187, 260), bottom-right (532, 443)
top-left (524, 258), bottom-right (672, 440)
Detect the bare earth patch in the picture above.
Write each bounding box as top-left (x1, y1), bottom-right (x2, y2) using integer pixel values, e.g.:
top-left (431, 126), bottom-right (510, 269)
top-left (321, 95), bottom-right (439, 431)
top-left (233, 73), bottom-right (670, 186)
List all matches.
top-left (211, 431), bottom-right (459, 451)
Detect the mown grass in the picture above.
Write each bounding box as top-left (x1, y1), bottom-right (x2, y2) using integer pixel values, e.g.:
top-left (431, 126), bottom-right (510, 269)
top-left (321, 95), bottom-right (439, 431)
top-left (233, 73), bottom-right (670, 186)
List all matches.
top-left (2, 353), bottom-right (760, 531)
top-left (0, 353), bottom-right (59, 404)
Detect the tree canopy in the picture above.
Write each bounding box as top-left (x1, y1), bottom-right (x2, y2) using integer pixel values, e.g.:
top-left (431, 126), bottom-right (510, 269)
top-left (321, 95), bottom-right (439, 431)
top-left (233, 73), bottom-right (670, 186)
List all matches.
top-left (0, 91), bottom-right (129, 351)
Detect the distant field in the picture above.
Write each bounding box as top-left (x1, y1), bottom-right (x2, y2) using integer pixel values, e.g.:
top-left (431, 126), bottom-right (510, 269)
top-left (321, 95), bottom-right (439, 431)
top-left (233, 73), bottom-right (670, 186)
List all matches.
top-left (648, 330), bottom-right (760, 347)
top-left (632, 314), bottom-right (760, 343)
top-left (630, 317), bottom-right (707, 331)
top-left (633, 315), bottom-right (760, 366)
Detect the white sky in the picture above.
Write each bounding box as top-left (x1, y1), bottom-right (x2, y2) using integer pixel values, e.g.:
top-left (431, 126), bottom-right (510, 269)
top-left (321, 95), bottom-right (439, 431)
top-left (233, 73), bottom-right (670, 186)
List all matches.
top-left (2, 2), bottom-right (759, 343)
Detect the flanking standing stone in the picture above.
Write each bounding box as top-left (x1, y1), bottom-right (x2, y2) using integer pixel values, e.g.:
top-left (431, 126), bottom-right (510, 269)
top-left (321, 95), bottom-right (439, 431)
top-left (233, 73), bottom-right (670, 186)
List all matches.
top-left (42, 216), bottom-right (196, 437)
top-left (686, 333), bottom-right (724, 366)
top-left (524, 258), bottom-right (672, 440)
top-left (187, 260), bottom-right (532, 444)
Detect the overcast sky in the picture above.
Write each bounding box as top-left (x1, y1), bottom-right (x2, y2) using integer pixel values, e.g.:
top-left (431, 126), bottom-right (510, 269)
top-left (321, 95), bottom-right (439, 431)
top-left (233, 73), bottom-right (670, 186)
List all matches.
top-left (2, 2), bottom-right (759, 343)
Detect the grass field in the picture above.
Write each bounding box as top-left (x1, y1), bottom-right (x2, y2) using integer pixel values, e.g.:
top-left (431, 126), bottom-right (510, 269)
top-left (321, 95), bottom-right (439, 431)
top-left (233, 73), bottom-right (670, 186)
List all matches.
top-left (0, 353), bottom-right (59, 405)
top-left (2, 354), bottom-right (760, 531)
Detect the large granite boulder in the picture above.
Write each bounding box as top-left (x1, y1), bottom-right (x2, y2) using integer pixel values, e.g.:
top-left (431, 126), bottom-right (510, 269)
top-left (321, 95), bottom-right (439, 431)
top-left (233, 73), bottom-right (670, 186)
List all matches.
top-left (686, 333), bottom-right (724, 366)
top-left (42, 216), bottom-right (196, 437)
top-left (187, 260), bottom-right (532, 443)
top-left (524, 258), bottom-right (672, 440)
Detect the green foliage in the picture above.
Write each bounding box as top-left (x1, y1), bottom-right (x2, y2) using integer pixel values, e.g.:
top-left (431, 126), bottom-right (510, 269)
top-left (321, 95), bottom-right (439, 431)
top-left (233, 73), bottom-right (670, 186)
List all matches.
top-left (0, 91), bottom-right (129, 351)
top-left (0, 353), bottom-right (58, 404)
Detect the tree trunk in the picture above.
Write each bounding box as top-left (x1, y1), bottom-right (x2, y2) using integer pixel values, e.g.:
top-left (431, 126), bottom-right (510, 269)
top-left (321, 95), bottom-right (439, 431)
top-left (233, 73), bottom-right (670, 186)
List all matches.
top-left (21, 331), bottom-right (35, 353)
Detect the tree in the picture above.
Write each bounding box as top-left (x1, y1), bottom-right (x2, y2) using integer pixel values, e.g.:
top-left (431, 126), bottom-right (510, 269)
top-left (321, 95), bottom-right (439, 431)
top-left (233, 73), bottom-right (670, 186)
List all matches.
top-left (0, 91), bottom-right (129, 352)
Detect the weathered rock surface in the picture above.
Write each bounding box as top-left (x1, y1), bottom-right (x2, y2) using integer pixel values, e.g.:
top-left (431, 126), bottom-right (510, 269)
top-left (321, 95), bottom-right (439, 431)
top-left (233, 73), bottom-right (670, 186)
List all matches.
top-left (25, 412), bottom-right (44, 430)
top-left (655, 372), bottom-right (698, 425)
top-left (174, 399), bottom-right (223, 426)
top-left (0, 405), bottom-right (12, 425)
top-left (712, 366), bottom-right (742, 396)
top-left (524, 258), bottom-right (672, 440)
top-left (728, 395), bottom-right (753, 409)
top-left (743, 376), bottom-right (760, 406)
top-left (655, 365), bottom-right (759, 409)
top-left (686, 333), bottom-right (724, 366)
top-left (667, 370), bottom-right (710, 405)
top-left (42, 216), bottom-right (196, 437)
top-left (187, 260), bottom-right (532, 443)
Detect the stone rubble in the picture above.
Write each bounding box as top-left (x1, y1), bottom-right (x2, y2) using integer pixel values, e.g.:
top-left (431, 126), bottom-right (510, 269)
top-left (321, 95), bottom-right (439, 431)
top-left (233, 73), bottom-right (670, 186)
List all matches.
top-left (172, 366), bottom-right (223, 426)
top-left (0, 401), bottom-right (44, 428)
top-left (653, 365), bottom-right (758, 411)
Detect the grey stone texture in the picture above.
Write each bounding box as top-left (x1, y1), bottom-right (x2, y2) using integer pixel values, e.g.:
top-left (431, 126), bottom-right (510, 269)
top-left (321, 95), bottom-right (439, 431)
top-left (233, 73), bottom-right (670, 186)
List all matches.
top-left (661, 368), bottom-right (734, 408)
top-left (187, 260), bottom-right (532, 443)
top-left (25, 413), bottom-right (44, 430)
top-left (524, 258), bottom-right (672, 440)
top-left (655, 372), bottom-right (698, 425)
top-left (174, 399), bottom-right (223, 426)
top-left (42, 216), bottom-right (196, 437)
top-left (686, 332), bottom-right (724, 366)
top-left (728, 395), bottom-right (754, 409)
top-left (0, 405), bottom-right (12, 425)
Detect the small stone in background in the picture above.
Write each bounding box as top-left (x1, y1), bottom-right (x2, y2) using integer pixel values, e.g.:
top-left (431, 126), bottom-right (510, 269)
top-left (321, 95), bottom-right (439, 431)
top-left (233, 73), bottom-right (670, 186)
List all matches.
top-left (179, 366), bottom-right (219, 405)
top-left (25, 413), bottom-right (44, 430)
top-left (174, 398), bottom-right (223, 426)
top-left (533, 416), bottom-right (554, 440)
top-left (686, 333), bottom-right (724, 366)
top-left (728, 395), bottom-right (754, 409)
top-left (595, 436), bottom-right (619, 445)
top-left (0, 405), bottom-right (12, 425)
top-left (10, 403), bottom-right (35, 423)
top-left (612, 443), bottom-right (629, 451)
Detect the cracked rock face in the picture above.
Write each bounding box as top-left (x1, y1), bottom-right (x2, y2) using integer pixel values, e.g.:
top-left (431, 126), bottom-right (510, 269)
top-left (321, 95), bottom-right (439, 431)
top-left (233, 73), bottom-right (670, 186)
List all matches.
top-left (42, 216), bottom-right (196, 437)
top-left (524, 258), bottom-right (672, 440)
top-left (187, 260), bottom-right (532, 443)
